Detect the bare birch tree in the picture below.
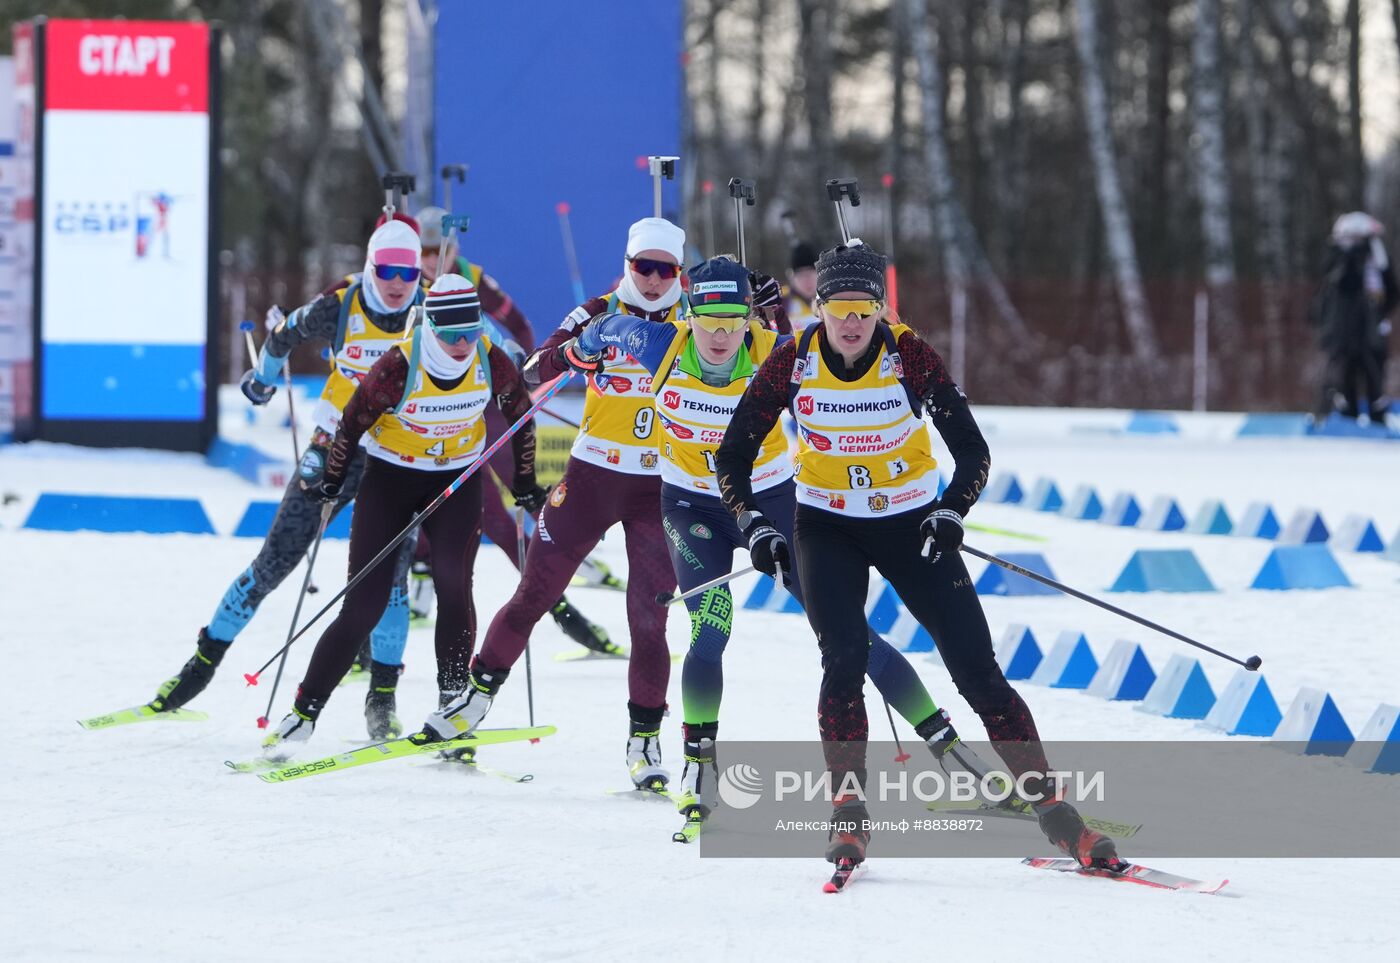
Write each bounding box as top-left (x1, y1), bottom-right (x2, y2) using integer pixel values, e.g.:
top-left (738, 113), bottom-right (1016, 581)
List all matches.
top-left (1191, 0), bottom-right (1239, 339)
top-left (1071, 0), bottom-right (1159, 361)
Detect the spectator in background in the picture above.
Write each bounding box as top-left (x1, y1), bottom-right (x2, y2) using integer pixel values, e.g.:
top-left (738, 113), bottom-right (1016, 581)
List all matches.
top-left (1312, 212), bottom-right (1397, 422)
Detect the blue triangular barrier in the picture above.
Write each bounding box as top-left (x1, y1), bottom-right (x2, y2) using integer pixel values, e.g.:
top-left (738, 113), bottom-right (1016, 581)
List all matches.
top-left (1086, 640), bottom-right (1157, 701)
top-left (1126, 411), bottom-right (1180, 434)
top-left (1027, 478), bottom-right (1064, 513)
top-left (1201, 670), bottom-right (1283, 736)
top-left (1250, 545), bottom-right (1352, 590)
top-left (1137, 655), bottom-right (1216, 719)
top-left (1187, 499), bottom-right (1233, 535)
top-left (1236, 502), bottom-right (1281, 539)
top-left (1029, 631), bottom-right (1099, 689)
top-left (1139, 495), bottom-right (1187, 531)
top-left (865, 581), bottom-right (904, 634)
top-left (1100, 493), bottom-right (1142, 527)
top-left (772, 582), bottom-right (804, 614)
top-left (1061, 485), bottom-right (1104, 521)
top-left (233, 501), bottom-right (280, 538)
top-left (1273, 687), bottom-right (1355, 756)
top-left (1332, 515), bottom-right (1386, 553)
top-left (742, 577), bottom-right (775, 610)
top-left (936, 473), bottom-right (949, 498)
top-left (23, 493), bottom-right (216, 535)
top-left (994, 624), bottom-right (1042, 680)
top-left (975, 553), bottom-right (1060, 596)
top-left (1309, 411), bottom-right (1400, 439)
top-left (1278, 508), bottom-right (1330, 545)
top-left (984, 473), bottom-right (1024, 505)
top-left (1344, 704), bottom-right (1400, 774)
top-left (1110, 549), bottom-right (1217, 593)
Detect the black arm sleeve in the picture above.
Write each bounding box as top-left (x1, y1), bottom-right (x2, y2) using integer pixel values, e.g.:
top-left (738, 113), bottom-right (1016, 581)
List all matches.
top-left (896, 330), bottom-right (990, 518)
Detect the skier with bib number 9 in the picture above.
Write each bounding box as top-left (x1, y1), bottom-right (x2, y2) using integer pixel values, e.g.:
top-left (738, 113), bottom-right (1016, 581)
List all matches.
top-left (715, 241), bottom-right (1118, 873)
top-left (425, 218), bottom-right (685, 790)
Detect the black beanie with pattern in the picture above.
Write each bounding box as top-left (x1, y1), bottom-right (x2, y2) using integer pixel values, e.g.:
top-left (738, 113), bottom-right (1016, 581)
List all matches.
top-left (815, 241), bottom-right (886, 300)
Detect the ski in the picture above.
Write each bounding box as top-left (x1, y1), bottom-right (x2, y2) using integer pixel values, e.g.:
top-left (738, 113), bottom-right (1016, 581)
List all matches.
top-left (1022, 857), bottom-right (1228, 894)
top-left (78, 704), bottom-right (209, 730)
top-left (225, 725), bottom-right (556, 784)
top-left (436, 746), bottom-right (534, 783)
top-left (925, 799), bottom-right (1142, 839)
top-left (672, 809), bottom-right (707, 844)
top-left (554, 644), bottom-right (629, 662)
top-left (823, 858), bottom-right (863, 894)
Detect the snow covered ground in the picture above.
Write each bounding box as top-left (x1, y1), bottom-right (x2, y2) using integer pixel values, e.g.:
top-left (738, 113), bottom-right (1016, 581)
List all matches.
top-left (2, 404), bottom-right (1398, 961)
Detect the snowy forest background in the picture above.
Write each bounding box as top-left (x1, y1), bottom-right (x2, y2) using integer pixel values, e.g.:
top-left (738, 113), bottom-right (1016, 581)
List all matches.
top-left (4, 0), bottom-right (1399, 409)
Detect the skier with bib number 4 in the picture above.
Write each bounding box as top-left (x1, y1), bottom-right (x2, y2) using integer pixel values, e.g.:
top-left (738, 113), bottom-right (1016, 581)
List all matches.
top-left (715, 241), bottom-right (1118, 878)
top-left (564, 256), bottom-right (983, 842)
top-left (261, 275), bottom-right (540, 761)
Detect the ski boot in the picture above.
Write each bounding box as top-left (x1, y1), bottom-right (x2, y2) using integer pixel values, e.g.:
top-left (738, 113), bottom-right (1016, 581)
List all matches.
top-left (825, 794), bottom-right (871, 864)
top-left (676, 724), bottom-right (718, 817)
top-left (409, 560), bottom-right (435, 626)
top-left (261, 695), bottom-right (325, 762)
top-left (551, 597), bottom-right (622, 655)
top-left (1034, 797), bottom-right (1119, 867)
top-left (423, 665), bottom-right (507, 741)
top-left (627, 702), bottom-right (670, 792)
top-left (916, 708), bottom-right (960, 759)
top-left (151, 628), bottom-right (229, 711)
top-left (363, 661), bottom-right (403, 740)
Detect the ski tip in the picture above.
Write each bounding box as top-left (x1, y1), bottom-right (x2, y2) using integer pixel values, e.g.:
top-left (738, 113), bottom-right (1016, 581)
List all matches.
top-left (243, 673), bottom-right (259, 687)
top-left (822, 881), bottom-right (839, 894)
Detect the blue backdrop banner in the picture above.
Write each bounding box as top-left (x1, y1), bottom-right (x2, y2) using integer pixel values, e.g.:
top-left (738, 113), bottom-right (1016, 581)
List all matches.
top-left (433, 2), bottom-right (683, 343)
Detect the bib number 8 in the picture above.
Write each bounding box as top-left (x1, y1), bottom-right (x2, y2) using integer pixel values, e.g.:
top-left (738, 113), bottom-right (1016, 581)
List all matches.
top-left (848, 465), bottom-right (872, 489)
top-left (634, 408), bottom-right (655, 439)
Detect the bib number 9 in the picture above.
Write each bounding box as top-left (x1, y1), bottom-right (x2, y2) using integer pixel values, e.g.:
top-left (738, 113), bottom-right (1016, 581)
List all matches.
top-left (634, 408), bottom-right (655, 439)
top-left (848, 465), bottom-right (872, 489)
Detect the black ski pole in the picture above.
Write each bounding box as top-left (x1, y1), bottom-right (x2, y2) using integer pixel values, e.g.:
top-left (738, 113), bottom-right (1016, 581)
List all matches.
top-left (243, 371), bottom-right (577, 686)
top-left (958, 544), bottom-right (1263, 671)
top-left (516, 505), bottom-right (535, 727)
top-left (727, 177), bottom-right (756, 264)
top-left (256, 502), bottom-right (334, 728)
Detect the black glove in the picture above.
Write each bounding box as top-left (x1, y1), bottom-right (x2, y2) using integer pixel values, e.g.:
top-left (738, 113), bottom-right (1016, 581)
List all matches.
top-left (557, 337), bottom-right (605, 375)
top-left (302, 475), bottom-right (342, 503)
top-left (919, 507), bottom-right (965, 564)
top-left (741, 512), bottom-right (792, 585)
top-left (512, 483), bottom-right (548, 516)
top-left (749, 271), bottom-right (782, 311)
top-left (240, 369), bottom-right (276, 405)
